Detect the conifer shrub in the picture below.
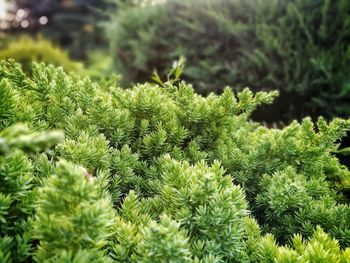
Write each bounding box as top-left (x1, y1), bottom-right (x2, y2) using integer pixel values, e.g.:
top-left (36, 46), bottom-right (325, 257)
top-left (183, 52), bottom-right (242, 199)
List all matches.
top-left (0, 124), bottom-right (63, 262)
top-left (108, 0), bottom-right (350, 121)
top-left (1, 60), bottom-right (350, 261)
top-left (33, 160), bottom-right (115, 262)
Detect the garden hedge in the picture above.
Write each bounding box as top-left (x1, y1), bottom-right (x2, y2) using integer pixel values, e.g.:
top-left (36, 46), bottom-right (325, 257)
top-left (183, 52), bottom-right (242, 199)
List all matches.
top-left (1, 60), bottom-right (350, 262)
top-left (108, 0), bottom-right (350, 121)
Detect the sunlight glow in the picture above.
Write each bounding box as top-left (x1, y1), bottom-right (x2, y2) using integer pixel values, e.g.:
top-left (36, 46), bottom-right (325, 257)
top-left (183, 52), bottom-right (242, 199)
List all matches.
top-left (0, 0), bottom-right (8, 20)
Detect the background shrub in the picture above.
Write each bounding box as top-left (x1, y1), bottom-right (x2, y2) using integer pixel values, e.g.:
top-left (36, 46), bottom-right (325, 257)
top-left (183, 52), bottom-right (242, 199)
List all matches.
top-left (108, 0), bottom-right (350, 121)
top-left (0, 36), bottom-right (83, 73)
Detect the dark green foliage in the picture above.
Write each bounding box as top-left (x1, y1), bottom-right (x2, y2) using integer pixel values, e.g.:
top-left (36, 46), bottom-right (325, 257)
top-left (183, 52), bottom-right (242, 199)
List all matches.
top-left (108, 0), bottom-right (350, 121)
top-left (1, 60), bottom-right (350, 261)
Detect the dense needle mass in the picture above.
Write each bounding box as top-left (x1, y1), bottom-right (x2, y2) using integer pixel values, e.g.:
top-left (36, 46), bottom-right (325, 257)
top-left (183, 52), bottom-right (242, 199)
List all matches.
top-left (0, 60), bottom-right (349, 262)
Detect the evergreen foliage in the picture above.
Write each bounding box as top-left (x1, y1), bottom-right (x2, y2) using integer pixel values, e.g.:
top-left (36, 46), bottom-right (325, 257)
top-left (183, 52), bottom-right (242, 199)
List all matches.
top-left (254, 227), bottom-right (350, 262)
top-left (108, 0), bottom-right (350, 121)
top-left (0, 60), bottom-right (350, 261)
top-left (0, 123), bottom-right (63, 262)
top-left (33, 160), bottom-right (114, 262)
top-left (0, 36), bottom-right (83, 74)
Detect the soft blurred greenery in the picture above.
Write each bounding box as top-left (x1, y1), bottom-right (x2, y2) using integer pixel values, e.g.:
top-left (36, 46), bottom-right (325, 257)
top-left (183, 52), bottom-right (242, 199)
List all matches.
top-left (108, 0), bottom-right (350, 122)
top-left (2, 0), bottom-right (350, 123)
top-left (0, 35), bottom-right (84, 73)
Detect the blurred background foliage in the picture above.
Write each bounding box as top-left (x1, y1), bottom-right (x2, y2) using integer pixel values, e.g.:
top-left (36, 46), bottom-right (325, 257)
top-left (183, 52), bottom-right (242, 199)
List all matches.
top-left (0, 35), bottom-right (84, 73)
top-left (108, 0), bottom-right (350, 122)
top-left (0, 0), bottom-right (350, 124)
top-left (4, 0), bottom-right (114, 60)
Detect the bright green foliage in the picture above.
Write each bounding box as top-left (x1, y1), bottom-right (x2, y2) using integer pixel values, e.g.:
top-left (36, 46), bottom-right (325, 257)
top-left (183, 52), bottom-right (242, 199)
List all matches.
top-left (0, 60), bottom-right (350, 261)
top-left (33, 160), bottom-right (114, 262)
top-left (0, 124), bottom-right (63, 262)
top-left (215, 117), bottom-right (350, 199)
top-left (0, 79), bottom-right (17, 130)
top-left (108, 0), bottom-right (350, 121)
top-left (0, 36), bottom-right (83, 74)
top-left (56, 132), bottom-right (112, 172)
top-left (111, 158), bottom-right (249, 262)
top-left (147, 157), bottom-right (248, 262)
top-left (132, 214), bottom-right (193, 263)
top-left (255, 227), bottom-right (350, 263)
top-left (42, 249), bottom-right (113, 263)
top-left (255, 167), bottom-right (350, 246)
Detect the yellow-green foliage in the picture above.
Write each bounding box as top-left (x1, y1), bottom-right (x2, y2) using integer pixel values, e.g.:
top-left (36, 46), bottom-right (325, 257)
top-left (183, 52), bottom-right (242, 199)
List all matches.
top-left (1, 60), bottom-right (350, 262)
top-left (0, 36), bottom-right (83, 73)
